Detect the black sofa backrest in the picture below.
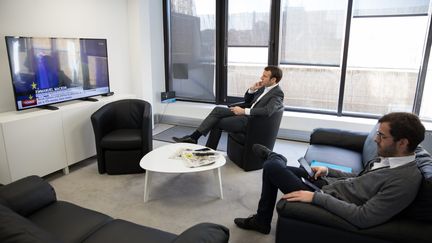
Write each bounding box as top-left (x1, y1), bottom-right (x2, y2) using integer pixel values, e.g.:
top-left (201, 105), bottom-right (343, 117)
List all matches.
top-left (310, 128), bottom-right (368, 153)
top-left (0, 175), bottom-right (56, 216)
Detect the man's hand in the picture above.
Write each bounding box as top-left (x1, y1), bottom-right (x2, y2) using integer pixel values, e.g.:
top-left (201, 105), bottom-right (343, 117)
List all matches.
top-left (311, 166), bottom-right (328, 180)
top-left (282, 190), bottom-right (314, 203)
top-left (250, 81), bottom-right (264, 91)
top-left (230, 106), bottom-right (245, 115)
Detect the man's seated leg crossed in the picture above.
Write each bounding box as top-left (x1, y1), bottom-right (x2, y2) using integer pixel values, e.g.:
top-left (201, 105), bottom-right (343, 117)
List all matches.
top-left (235, 112), bottom-right (425, 234)
top-left (234, 144), bottom-right (321, 234)
top-left (173, 66), bottom-right (285, 150)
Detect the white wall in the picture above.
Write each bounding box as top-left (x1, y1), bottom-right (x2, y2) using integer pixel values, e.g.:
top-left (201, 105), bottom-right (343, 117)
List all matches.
top-left (128, 0), bottom-right (166, 112)
top-left (0, 0), bottom-right (136, 112)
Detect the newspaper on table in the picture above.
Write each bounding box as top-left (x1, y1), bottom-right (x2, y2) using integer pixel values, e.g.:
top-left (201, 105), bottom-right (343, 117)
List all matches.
top-left (170, 147), bottom-right (221, 168)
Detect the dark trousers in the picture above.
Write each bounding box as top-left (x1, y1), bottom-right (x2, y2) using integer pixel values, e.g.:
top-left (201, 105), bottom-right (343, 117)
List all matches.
top-left (196, 107), bottom-right (248, 149)
top-left (256, 152), bottom-right (326, 226)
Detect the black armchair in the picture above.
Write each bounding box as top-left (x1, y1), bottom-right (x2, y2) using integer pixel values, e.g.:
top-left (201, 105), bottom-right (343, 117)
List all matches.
top-left (91, 99), bottom-right (152, 175)
top-left (226, 108), bottom-right (283, 171)
top-left (275, 127), bottom-right (432, 243)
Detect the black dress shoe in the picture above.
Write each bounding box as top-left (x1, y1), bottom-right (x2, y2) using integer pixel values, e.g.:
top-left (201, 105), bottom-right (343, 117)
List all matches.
top-left (172, 135), bottom-right (197, 144)
top-left (234, 214), bottom-right (270, 234)
top-left (252, 144), bottom-right (272, 160)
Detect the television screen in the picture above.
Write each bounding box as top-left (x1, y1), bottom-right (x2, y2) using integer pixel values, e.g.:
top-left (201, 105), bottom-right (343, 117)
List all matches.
top-left (5, 36), bottom-right (110, 110)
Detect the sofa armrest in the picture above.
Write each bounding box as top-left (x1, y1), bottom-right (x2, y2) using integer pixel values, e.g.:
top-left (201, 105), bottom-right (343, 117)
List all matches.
top-left (276, 199), bottom-right (358, 232)
top-left (0, 175), bottom-right (56, 216)
top-left (172, 223), bottom-right (229, 243)
top-left (310, 128), bottom-right (368, 153)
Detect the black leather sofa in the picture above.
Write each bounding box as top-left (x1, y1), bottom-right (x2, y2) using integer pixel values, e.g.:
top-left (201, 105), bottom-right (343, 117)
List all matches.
top-left (0, 176), bottom-right (229, 243)
top-left (276, 127), bottom-right (432, 243)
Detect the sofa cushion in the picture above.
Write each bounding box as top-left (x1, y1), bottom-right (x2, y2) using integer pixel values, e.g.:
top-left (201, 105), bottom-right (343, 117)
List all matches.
top-left (415, 146), bottom-right (432, 180)
top-left (100, 129), bottom-right (142, 150)
top-left (83, 219), bottom-right (177, 243)
top-left (398, 147), bottom-right (432, 222)
top-left (28, 201), bottom-right (112, 243)
top-left (0, 204), bottom-right (59, 243)
top-left (310, 128), bottom-right (368, 153)
top-left (304, 145), bottom-right (363, 174)
top-left (362, 124), bottom-right (378, 167)
top-left (400, 179), bottom-right (432, 222)
top-left (276, 200), bottom-right (432, 243)
top-left (172, 223), bottom-right (230, 243)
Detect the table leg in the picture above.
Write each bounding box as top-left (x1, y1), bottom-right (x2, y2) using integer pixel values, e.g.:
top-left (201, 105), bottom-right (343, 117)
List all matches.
top-left (213, 168), bottom-right (223, 199)
top-left (143, 171), bottom-right (152, 202)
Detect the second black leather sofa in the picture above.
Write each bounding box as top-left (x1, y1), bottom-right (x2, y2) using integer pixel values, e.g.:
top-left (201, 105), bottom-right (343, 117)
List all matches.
top-left (0, 176), bottom-right (229, 243)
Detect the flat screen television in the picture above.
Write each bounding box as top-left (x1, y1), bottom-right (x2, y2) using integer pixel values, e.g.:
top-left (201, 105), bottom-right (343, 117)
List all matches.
top-left (5, 36), bottom-right (111, 110)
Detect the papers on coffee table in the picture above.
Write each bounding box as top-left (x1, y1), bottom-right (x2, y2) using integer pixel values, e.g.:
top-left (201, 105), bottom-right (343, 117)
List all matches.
top-left (170, 147), bottom-right (222, 168)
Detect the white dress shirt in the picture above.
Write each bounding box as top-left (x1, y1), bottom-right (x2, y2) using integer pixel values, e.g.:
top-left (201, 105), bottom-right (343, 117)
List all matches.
top-left (370, 154), bottom-right (415, 170)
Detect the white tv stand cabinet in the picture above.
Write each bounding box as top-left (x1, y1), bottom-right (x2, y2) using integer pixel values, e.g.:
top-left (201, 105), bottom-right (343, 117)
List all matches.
top-left (0, 94), bottom-right (135, 184)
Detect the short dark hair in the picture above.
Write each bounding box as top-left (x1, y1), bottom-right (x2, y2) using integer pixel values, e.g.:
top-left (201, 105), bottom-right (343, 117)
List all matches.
top-left (264, 66), bottom-right (283, 83)
top-left (378, 112), bottom-right (425, 152)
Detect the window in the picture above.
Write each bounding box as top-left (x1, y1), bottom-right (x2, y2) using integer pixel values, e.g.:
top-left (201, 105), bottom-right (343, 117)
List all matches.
top-left (344, 0), bottom-right (429, 115)
top-left (227, 0), bottom-right (271, 98)
top-left (279, 0), bottom-right (347, 111)
top-left (168, 0), bottom-right (216, 102)
top-left (164, 0), bottom-right (432, 120)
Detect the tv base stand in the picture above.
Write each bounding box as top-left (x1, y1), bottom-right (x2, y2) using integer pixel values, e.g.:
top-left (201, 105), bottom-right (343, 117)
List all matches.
top-left (80, 97), bottom-right (98, 102)
top-left (39, 105), bottom-right (59, 110)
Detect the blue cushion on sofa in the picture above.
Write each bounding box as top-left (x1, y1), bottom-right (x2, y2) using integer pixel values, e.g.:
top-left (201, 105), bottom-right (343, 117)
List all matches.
top-left (361, 124), bottom-right (378, 167)
top-left (304, 145), bottom-right (363, 174)
top-left (415, 146), bottom-right (432, 180)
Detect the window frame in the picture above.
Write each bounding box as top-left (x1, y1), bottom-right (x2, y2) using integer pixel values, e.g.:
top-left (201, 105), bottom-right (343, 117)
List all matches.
top-left (162, 0), bottom-right (432, 120)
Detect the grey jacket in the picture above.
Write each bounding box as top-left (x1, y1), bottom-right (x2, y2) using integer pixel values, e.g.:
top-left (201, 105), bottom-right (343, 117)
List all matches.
top-left (243, 85), bottom-right (284, 117)
top-left (312, 161), bottom-right (422, 228)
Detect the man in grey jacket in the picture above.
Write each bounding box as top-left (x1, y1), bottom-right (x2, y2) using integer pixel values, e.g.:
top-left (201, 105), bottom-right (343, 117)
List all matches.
top-left (173, 65), bottom-right (284, 149)
top-left (234, 112), bottom-right (424, 234)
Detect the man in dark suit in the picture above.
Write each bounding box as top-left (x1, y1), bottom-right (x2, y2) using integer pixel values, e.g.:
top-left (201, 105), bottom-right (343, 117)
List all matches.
top-left (173, 65), bottom-right (285, 149)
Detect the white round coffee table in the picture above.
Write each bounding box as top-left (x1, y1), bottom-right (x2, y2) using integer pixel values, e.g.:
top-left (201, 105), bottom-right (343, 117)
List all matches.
top-left (140, 143), bottom-right (226, 202)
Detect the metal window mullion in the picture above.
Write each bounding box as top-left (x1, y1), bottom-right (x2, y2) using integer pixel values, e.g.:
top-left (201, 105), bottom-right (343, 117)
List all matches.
top-left (268, 0), bottom-right (281, 65)
top-left (162, 0), bottom-right (172, 93)
top-left (216, 0), bottom-right (228, 104)
top-left (338, 0), bottom-right (353, 116)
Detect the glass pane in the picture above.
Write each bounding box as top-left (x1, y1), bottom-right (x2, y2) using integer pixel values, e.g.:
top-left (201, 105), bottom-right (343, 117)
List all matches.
top-left (169, 0), bottom-right (216, 102)
top-left (344, 14), bottom-right (428, 115)
top-left (353, 0), bottom-right (429, 17)
top-left (279, 0), bottom-right (347, 111)
top-left (227, 64), bottom-right (265, 97)
top-left (280, 66), bottom-right (341, 111)
top-left (228, 47), bottom-right (268, 64)
top-left (227, 0), bottom-right (271, 98)
top-left (228, 0), bottom-right (271, 46)
top-left (280, 0), bottom-right (347, 66)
